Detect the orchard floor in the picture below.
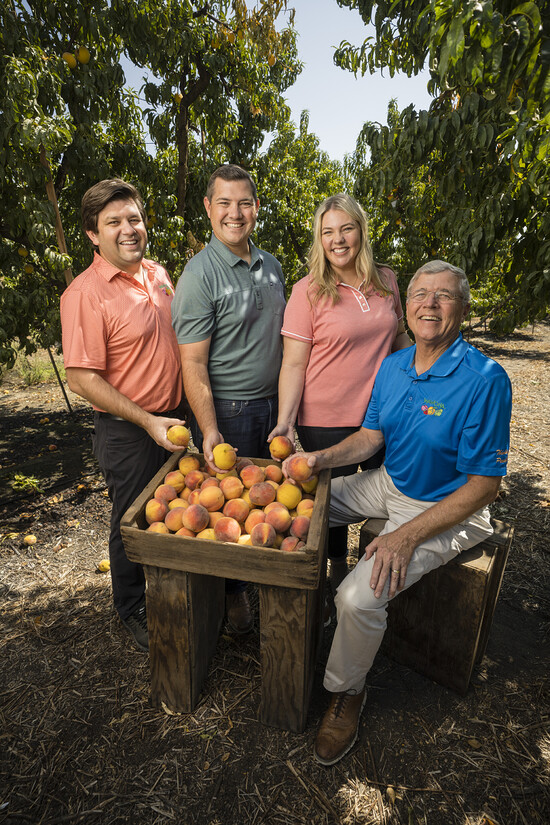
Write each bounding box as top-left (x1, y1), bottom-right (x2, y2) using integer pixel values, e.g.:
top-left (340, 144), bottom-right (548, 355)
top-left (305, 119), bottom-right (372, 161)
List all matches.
top-left (1, 325), bottom-right (549, 825)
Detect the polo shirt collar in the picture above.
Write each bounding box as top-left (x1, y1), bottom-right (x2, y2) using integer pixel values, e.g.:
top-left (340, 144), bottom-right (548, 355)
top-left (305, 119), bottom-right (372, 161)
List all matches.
top-left (92, 251), bottom-right (155, 282)
top-left (207, 233), bottom-right (260, 267)
top-left (404, 334), bottom-right (469, 379)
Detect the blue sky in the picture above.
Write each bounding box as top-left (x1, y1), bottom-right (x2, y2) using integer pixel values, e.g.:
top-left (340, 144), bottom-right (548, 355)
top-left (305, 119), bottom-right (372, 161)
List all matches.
top-left (285, 0), bottom-right (432, 160)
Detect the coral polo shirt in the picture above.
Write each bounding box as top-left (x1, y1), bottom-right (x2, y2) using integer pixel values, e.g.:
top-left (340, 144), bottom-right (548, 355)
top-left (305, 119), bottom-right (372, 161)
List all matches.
top-left (61, 253), bottom-right (182, 413)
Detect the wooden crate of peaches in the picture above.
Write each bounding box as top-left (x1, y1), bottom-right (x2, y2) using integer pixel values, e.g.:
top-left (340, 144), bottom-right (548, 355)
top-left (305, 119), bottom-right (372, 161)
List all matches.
top-left (121, 428), bottom-right (330, 590)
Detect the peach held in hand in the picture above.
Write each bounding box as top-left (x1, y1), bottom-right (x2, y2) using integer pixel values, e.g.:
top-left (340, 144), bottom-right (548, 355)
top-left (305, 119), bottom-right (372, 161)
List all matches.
top-left (286, 455), bottom-right (314, 483)
top-left (212, 442), bottom-right (237, 470)
top-left (166, 425), bottom-right (190, 448)
top-left (269, 435), bottom-right (294, 461)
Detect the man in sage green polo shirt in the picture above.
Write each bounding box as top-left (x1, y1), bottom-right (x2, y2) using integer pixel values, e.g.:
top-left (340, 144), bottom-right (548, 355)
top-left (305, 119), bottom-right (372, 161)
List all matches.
top-left (172, 164), bottom-right (286, 634)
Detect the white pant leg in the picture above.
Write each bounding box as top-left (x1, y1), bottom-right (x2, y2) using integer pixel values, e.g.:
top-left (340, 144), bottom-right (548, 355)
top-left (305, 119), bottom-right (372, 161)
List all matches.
top-left (328, 466), bottom-right (391, 528)
top-left (323, 475), bottom-right (494, 694)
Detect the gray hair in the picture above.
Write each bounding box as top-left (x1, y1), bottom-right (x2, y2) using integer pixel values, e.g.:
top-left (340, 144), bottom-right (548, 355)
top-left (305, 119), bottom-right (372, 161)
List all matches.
top-left (408, 260), bottom-right (471, 303)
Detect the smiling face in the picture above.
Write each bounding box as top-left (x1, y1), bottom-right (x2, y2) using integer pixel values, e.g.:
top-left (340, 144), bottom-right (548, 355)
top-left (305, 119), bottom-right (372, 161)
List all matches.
top-left (204, 178), bottom-right (259, 258)
top-left (406, 270), bottom-right (469, 352)
top-left (320, 208), bottom-right (361, 280)
top-left (86, 198), bottom-right (147, 275)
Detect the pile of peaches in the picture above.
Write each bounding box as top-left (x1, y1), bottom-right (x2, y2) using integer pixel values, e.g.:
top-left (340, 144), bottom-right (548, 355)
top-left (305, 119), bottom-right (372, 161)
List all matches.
top-left (143, 433), bottom-right (318, 552)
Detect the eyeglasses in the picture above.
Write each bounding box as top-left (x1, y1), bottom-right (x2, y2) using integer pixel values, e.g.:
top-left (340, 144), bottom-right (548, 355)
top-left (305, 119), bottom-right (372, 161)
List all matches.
top-left (407, 289), bottom-right (463, 304)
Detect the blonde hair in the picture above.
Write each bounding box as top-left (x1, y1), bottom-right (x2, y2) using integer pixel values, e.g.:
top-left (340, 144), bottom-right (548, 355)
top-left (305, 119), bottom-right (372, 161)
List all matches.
top-left (307, 193), bottom-right (392, 304)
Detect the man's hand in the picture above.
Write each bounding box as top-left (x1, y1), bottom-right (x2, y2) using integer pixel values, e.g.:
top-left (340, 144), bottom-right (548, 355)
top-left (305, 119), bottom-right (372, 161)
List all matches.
top-left (281, 450), bottom-right (320, 478)
top-left (144, 415), bottom-right (188, 453)
top-left (201, 428), bottom-right (227, 473)
top-left (364, 528), bottom-right (416, 599)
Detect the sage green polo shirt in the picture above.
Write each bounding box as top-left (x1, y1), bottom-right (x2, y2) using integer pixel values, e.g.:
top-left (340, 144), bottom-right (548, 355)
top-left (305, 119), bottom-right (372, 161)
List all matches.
top-left (172, 235), bottom-right (286, 399)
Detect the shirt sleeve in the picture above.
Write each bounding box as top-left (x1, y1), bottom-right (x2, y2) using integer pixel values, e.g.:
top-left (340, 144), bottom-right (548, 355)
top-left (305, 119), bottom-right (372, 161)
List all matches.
top-left (362, 365), bottom-right (384, 430)
top-left (457, 371), bottom-right (512, 476)
top-left (171, 264), bottom-right (216, 344)
top-left (60, 287), bottom-right (108, 371)
top-left (281, 278), bottom-right (314, 343)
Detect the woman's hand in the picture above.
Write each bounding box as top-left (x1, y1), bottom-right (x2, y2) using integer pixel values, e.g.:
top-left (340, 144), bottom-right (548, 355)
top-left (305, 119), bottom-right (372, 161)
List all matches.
top-left (267, 423), bottom-right (296, 448)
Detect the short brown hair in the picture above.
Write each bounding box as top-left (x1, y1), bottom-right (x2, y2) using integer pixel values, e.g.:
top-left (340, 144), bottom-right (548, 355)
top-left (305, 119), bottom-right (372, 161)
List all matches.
top-left (205, 164), bottom-right (257, 202)
top-left (81, 179), bottom-right (146, 234)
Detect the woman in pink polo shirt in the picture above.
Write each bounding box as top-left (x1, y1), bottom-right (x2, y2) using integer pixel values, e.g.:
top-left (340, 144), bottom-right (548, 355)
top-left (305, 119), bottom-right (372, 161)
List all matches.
top-left (269, 193), bottom-right (411, 612)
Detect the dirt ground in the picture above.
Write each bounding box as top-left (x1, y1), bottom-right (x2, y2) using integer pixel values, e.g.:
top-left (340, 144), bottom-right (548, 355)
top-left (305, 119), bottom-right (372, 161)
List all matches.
top-left (0, 325), bottom-right (549, 825)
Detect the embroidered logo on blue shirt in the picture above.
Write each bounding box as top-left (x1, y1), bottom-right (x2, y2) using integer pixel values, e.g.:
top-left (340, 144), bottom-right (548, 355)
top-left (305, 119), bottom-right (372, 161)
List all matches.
top-left (421, 399), bottom-right (444, 417)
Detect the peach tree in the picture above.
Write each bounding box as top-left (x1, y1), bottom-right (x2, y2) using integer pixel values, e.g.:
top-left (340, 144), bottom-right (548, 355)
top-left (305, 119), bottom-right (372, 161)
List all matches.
top-left (336, 0), bottom-right (550, 330)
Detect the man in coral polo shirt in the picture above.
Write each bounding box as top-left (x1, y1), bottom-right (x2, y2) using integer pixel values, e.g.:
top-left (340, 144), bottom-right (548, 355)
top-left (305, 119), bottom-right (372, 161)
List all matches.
top-left (60, 179), bottom-right (187, 652)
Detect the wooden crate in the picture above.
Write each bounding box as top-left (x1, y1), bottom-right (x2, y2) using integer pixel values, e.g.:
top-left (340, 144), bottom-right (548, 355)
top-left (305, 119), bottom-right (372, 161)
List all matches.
top-left (359, 518), bottom-right (513, 695)
top-left (120, 453), bottom-right (329, 731)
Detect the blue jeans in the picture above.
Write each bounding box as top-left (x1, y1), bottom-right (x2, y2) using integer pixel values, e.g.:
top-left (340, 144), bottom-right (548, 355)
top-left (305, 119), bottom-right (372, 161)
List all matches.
top-left (297, 424), bottom-right (385, 560)
top-left (191, 395), bottom-right (278, 593)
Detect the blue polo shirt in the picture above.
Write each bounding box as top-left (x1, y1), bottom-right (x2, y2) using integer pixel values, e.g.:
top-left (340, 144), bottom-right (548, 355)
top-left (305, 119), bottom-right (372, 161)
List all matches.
top-left (363, 334), bottom-right (512, 501)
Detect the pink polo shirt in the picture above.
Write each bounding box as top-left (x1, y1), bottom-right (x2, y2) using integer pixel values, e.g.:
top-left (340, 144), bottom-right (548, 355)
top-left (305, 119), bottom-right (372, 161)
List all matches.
top-left (281, 269), bottom-right (403, 427)
top-left (61, 253), bottom-right (183, 413)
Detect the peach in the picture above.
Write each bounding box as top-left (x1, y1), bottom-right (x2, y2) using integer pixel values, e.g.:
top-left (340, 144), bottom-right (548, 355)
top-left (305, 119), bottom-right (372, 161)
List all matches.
top-left (181, 503), bottom-right (209, 533)
top-left (223, 498), bottom-right (250, 523)
top-left (250, 522), bottom-right (276, 548)
top-left (166, 424), bottom-right (190, 448)
top-left (264, 500), bottom-right (287, 515)
top-left (154, 483), bottom-right (178, 503)
top-left (290, 515), bottom-right (310, 541)
top-left (164, 507), bottom-right (187, 532)
top-left (212, 442), bottom-right (237, 470)
top-left (264, 463), bottom-right (283, 483)
top-left (235, 457), bottom-right (254, 472)
top-left (276, 482), bottom-right (302, 510)
top-left (286, 455), bottom-right (313, 483)
top-left (266, 480), bottom-right (280, 492)
top-left (296, 498), bottom-right (315, 516)
top-left (249, 481), bottom-right (276, 507)
top-left (301, 475), bottom-right (318, 494)
top-left (184, 470), bottom-right (205, 490)
top-left (196, 528), bottom-right (217, 540)
top-left (168, 497), bottom-right (189, 510)
top-left (178, 454), bottom-right (201, 475)
top-left (198, 486), bottom-right (225, 512)
top-left (213, 516), bottom-right (241, 543)
top-left (145, 498), bottom-right (168, 525)
top-left (176, 526), bottom-right (196, 537)
top-left (269, 435), bottom-right (294, 461)
top-left (240, 464), bottom-right (265, 488)
top-left (241, 489), bottom-right (255, 508)
top-left (181, 487), bottom-right (191, 501)
top-left (238, 534), bottom-right (252, 545)
top-left (208, 511), bottom-right (225, 528)
top-left (219, 475), bottom-right (244, 500)
top-left (273, 532), bottom-right (284, 548)
top-left (188, 489), bottom-right (201, 506)
top-left (200, 477), bottom-right (220, 489)
top-left (245, 509), bottom-right (265, 533)
top-left (265, 506), bottom-right (292, 533)
top-left (164, 470), bottom-right (185, 493)
top-left (147, 521), bottom-right (170, 533)
top-left (280, 536), bottom-right (304, 552)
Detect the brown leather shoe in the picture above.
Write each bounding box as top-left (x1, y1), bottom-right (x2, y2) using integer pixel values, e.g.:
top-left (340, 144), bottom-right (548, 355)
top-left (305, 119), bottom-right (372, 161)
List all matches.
top-left (313, 689), bottom-right (366, 766)
top-left (226, 591), bottom-right (253, 634)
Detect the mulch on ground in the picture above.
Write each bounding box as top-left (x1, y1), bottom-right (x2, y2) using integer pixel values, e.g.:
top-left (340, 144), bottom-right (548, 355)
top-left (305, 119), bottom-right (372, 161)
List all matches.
top-left (0, 325), bottom-right (549, 825)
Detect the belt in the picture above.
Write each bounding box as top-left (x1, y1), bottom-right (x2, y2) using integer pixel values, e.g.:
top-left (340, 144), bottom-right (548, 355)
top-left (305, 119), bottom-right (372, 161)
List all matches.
top-left (96, 407), bottom-right (182, 422)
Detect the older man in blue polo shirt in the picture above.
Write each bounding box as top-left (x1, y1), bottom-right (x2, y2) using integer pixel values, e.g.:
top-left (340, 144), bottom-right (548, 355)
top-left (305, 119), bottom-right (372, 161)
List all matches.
top-left (283, 260), bottom-right (512, 766)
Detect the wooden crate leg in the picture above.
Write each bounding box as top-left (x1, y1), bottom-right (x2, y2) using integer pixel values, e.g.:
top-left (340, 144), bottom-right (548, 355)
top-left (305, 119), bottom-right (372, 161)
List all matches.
top-left (259, 583), bottom-right (323, 733)
top-left (145, 566), bottom-right (225, 713)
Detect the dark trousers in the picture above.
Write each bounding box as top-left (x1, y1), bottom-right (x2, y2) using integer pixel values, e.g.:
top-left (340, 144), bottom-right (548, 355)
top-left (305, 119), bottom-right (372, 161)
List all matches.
top-left (93, 413), bottom-right (170, 620)
top-left (190, 395), bottom-right (278, 594)
top-left (296, 424), bottom-right (385, 561)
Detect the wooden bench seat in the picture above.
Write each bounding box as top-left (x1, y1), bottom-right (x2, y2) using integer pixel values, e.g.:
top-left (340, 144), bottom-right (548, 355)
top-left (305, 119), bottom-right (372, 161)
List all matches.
top-left (358, 518), bottom-right (513, 694)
